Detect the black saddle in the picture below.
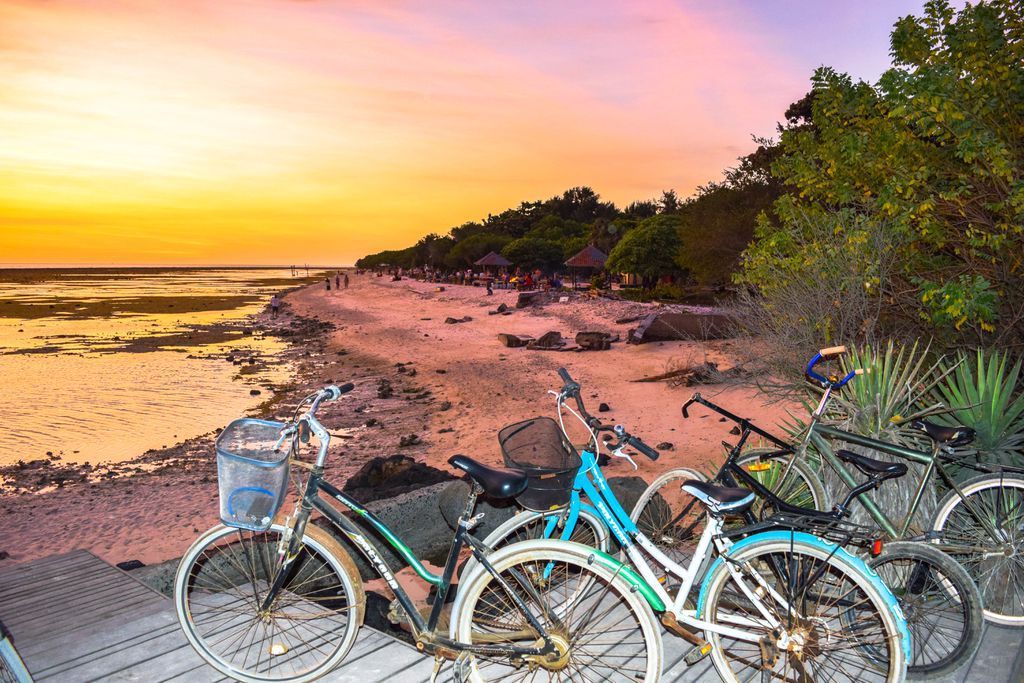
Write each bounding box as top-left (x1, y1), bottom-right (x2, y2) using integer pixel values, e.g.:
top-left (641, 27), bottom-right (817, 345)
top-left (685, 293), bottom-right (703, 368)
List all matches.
top-left (682, 480), bottom-right (755, 514)
top-left (909, 420), bottom-right (976, 447)
top-left (836, 449), bottom-right (907, 480)
top-left (449, 455), bottom-right (528, 500)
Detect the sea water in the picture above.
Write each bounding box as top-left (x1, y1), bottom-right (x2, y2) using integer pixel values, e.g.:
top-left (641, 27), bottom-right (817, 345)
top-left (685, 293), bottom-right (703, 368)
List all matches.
top-left (0, 268), bottom-right (320, 466)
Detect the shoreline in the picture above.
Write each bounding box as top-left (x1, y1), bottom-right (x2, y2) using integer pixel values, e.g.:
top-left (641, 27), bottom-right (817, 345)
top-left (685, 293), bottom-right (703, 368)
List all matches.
top-left (0, 273), bottom-right (796, 568)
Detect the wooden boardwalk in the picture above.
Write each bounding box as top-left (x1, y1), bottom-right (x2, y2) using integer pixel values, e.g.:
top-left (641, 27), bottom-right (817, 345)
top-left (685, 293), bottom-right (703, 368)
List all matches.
top-left (1, 550), bottom-right (1021, 681)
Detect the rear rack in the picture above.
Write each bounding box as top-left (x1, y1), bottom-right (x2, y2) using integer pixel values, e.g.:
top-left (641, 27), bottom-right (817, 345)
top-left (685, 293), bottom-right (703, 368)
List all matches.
top-left (725, 512), bottom-right (879, 548)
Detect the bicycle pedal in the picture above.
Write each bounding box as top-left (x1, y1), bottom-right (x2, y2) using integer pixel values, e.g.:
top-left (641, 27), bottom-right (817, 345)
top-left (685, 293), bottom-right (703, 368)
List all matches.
top-left (683, 642), bottom-right (712, 665)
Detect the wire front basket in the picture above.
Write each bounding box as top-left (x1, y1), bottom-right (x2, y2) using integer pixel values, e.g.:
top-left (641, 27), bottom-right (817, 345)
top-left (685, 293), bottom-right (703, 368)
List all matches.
top-left (499, 416), bottom-right (581, 511)
top-left (216, 418), bottom-right (290, 531)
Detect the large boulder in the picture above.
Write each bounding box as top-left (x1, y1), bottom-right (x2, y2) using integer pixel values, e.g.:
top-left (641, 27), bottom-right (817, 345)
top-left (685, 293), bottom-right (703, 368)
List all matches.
top-left (342, 454), bottom-right (453, 503)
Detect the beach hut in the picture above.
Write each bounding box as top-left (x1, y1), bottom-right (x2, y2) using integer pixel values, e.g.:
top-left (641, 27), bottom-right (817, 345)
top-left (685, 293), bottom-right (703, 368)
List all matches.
top-left (474, 251), bottom-right (511, 275)
top-left (564, 244), bottom-right (608, 290)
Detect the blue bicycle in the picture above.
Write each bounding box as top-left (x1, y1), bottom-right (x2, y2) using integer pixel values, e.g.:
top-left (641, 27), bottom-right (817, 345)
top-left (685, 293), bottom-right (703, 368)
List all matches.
top-left (471, 368), bottom-right (911, 682)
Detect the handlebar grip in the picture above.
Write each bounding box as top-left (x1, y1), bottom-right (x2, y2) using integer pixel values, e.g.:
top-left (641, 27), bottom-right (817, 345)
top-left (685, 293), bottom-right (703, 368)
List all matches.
top-left (323, 383), bottom-right (355, 400)
top-left (627, 436), bottom-right (659, 461)
top-left (557, 367), bottom-right (574, 384)
top-left (819, 345), bottom-right (847, 357)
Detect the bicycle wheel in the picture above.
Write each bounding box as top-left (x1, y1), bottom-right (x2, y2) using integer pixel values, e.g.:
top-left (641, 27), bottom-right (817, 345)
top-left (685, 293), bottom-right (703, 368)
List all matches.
top-left (451, 539), bottom-right (663, 682)
top-left (867, 541), bottom-right (982, 679)
top-left (700, 534), bottom-right (908, 683)
top-left (481, 507), bottom-right (610, 554)
top-left (174, 523), bottom-right (364, 683)
top-left (630, 468), bottom-right (710, 586)
top-left (735, 447), bottom-right (829, 514)
top-left (929, 471), bottom-right (1024, 626)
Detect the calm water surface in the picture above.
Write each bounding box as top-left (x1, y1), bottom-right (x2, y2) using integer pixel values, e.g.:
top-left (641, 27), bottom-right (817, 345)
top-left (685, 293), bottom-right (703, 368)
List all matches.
top-left (0, 268), bottom-right (321, 466)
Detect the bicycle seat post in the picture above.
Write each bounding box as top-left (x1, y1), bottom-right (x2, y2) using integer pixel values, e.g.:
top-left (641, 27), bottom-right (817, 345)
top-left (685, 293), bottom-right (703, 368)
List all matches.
top-left (458, 481), bottom-right (484, 527)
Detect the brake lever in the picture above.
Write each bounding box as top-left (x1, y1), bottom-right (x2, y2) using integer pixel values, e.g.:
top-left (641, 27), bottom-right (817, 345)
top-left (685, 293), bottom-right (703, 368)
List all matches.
top-left (610, 445), bottom-right (639, 471)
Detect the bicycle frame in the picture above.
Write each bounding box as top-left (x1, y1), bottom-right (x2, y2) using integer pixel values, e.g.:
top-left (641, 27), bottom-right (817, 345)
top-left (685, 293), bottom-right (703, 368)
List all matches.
top-left (268, 399), bottom-right (558, 660)
top-left (686, 392), bottom-right (1007, 549)
top-left (542, 449), bottom-right (795, 644)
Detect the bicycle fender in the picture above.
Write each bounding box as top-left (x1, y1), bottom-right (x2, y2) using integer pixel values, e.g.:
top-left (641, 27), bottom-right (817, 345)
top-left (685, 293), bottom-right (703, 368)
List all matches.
top-left (696, 530), bottom-right (911, 664)
top-left (581, 545), bottom-right (666, 613)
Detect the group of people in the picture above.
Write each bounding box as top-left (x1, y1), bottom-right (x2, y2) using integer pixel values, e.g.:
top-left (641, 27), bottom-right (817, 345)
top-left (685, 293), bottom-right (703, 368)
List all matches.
top-left (325, 271), bottom-right (349, 291)
top-left (269, 270), bottom-right (350, 318)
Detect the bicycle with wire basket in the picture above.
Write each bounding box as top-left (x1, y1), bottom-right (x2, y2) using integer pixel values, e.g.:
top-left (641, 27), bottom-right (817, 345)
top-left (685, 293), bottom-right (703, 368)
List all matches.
top-left (632, 384), bottom-right (983, 678)
top-left (473, 368), bottom-right (912, 683)
top-left (173, 383), bottom-right (664, 683)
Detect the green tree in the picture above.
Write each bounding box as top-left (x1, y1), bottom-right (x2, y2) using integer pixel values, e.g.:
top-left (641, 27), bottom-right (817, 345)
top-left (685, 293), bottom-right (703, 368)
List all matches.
top-left (742, 0), bottom-right (1024, 345)
top-left (606, 214), bottom-right (683, 288)
top-left (501, 237), bottom-right (565, 272)
top-left (444, 232), bottom-right (512, 268)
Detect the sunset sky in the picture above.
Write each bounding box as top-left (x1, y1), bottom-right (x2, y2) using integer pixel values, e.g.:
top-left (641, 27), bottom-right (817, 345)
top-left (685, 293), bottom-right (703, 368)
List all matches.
top-left (0, 0), bottom-right (927, 266)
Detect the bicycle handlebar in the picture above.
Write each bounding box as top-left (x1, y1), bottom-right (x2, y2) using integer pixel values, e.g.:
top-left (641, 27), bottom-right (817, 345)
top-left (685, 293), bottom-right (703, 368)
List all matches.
top-left (555, 368), bottom-right (659, 460)
top-left (806, 346), bottom-right (862, 389)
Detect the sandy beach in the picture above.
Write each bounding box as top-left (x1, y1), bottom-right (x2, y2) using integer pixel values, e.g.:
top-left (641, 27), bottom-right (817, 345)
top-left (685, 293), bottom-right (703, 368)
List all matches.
top-left (0, 273), bottom-right (795, 568)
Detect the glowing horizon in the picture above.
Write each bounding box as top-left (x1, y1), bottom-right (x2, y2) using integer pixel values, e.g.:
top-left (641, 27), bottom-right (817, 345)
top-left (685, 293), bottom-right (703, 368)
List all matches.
top-left (0, 0), bottom-right (924, 266)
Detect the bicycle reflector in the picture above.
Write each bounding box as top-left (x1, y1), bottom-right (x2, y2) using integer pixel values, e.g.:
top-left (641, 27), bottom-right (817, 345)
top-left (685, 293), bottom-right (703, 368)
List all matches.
top-left (870, 538), bottom-right (884, 556)
top-left (746, 462), bottom-right (772, 473)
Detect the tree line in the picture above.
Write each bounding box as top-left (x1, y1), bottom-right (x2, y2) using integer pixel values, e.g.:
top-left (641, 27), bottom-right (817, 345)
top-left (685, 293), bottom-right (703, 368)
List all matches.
top-left (358, 0), bottom-right (1022, 348)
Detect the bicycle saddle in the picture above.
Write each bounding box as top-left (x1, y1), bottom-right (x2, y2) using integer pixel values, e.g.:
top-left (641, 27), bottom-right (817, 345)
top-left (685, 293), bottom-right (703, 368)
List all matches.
top-left (448, 455), bottom-right (529, 500)
top-left (682, 480), bottom-right (755, 514)
top-left (836, 449), bottom-right (907, 480)
top-left (909, 419), bottom-right (976, 447)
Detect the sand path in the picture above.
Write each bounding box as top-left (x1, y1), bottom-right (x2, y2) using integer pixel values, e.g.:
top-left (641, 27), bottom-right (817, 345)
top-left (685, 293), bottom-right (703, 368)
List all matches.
top-left (288, 273), bottom-right (793, 482)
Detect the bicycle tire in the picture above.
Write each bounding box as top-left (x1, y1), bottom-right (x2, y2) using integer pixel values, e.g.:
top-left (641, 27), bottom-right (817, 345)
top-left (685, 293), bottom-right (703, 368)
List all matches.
top-left (868, 541), bottom-right (982, 679)
top-left (735, 447), bottom-right (830, 514)
top-left (929, 471), bottom-right (1024, 626)
top-left (699, 532), bottom-right (909, 683)
top-left (629, 467), bottom-right (711, 587)
top-left (451, 539), bottom-right (663, 682)
top-left (174, 523), bottom-right (364, 683)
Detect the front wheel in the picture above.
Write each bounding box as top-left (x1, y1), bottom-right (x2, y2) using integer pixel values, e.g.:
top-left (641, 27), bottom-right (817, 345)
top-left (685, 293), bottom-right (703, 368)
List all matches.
top-left (451, 540), bottom-right (663, 682)
top-left (929, 472), bottom-right (1024, 626)
top-left (174, 523), bottom-right (364, 683)
top-left (867, 541), bottom-right (982, 679)
top-left (700, 535), bottom-right (908, 683)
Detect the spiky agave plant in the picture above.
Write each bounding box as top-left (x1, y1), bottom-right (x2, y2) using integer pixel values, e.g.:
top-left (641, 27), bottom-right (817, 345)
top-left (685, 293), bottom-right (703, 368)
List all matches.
top-left (932, 349), bottom-right (1024, 468)
top-left (812, 340), bottom-right (949, 527)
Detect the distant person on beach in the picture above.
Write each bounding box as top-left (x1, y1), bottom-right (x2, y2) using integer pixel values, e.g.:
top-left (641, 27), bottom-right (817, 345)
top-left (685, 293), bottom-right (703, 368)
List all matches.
top-left (335, 273), bottom-right (340, 289)
top-left (270, 294), bottom-right (280, 317)
top-left (325, 277), bottom-right (331, 291)
top-left (486, 280), bottom-right (493, 296)
top-left (344, 273), bottom-right (350, 289)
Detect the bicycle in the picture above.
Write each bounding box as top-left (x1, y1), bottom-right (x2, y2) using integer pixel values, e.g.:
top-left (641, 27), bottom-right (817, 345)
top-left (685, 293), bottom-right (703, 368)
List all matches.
top-left (475, 368), bottom-right (911, 682)
top-left (633, 390), bottom-right (983, 678)
top-left (656, 345), bottom-right (1024, 627)
top-left (173, 384), bottom-right (663, 683)
top-left (0, 619), bottom-right (33, 683)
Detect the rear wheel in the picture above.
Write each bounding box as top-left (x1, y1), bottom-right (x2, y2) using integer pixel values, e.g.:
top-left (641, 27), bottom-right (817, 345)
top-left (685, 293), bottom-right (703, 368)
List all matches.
top-left (930, 472), bottom-right (1024, 626)
top-left (701, 536), bottom-right (908, 683)
top-left (868, 541), bottom-right (982, 679)
top-left (174, 524), bottom-right (363, 683)
top-left (451, 540), bottom-right (663, 682)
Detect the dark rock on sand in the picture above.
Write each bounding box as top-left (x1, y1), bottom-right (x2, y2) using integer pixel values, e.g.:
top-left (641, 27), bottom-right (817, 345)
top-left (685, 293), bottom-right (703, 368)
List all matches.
top-left (398, 434), bottom-right (422, 447)
top-left (342, 454), bottom-right (453, 504)
top-left (656, 442), bottom-right (675, 451)
top-left (598, 402), bottom-right (611, 412)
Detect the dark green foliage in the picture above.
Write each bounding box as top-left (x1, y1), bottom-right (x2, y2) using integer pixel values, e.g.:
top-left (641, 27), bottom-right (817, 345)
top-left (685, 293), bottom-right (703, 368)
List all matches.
top-left (501, 237), bottom-right (565, 272)
top-left (444, 232), bottom-right (512, 268)
top-left (606, 215), bottom-right (684, 288)
top-left (742, 0), bottom-right (1024, 346)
